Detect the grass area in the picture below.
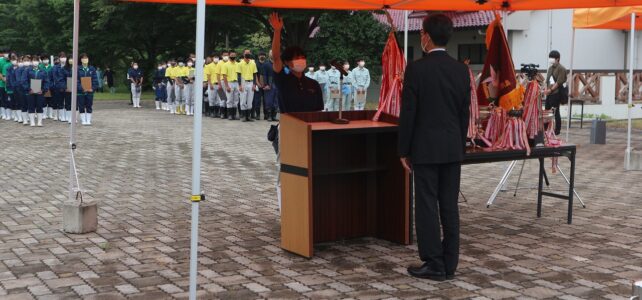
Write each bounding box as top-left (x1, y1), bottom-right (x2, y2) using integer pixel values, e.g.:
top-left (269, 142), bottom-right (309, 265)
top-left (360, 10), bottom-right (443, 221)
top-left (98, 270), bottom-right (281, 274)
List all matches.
top-left (93, 91), bottom-right (155, 101)
top-left (604, 119), bottom-right (642, 130)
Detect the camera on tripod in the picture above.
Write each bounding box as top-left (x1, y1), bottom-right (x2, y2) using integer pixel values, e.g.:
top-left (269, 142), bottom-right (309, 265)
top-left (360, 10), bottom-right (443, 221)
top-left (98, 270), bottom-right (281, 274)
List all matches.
top-left (520, 63), bottom-right (540, 80)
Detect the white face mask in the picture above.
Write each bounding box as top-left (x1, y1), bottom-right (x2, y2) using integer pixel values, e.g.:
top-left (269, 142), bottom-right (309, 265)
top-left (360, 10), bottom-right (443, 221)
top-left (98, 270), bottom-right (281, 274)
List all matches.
top-left (222, 56), bottom-right (229, 62)
top-left (158, 66), bottom-right (163, 70)
top-left (187, 62), bottom-right (193, 67)
top-left (60, 57), bottom-right (67, 63)
top-left (24, 61), bottom-right (31, 67)
top-left (43, 59), bottom-right (49, 64)
top-left (81, 58), bottom-right (89, 65)
top-left (308, 67), bottom-right (314, 73)
top-left (32, 61), bottom-right (40, 67)
top-left (133, 65), bottom-right (138, 69)
top-left (213, 58), bottom-right (220, 63)
top-left (549, 58), bottom-right (557, 65)
top-left (3, 54), bottom-right (7, 58)
top-left (319, 66), bottom-right (326, 71)
top-left (178, 62), bottom-right (185, 67)
top-left (18, 62), bottom-right (24, 67)
top-left (11, 60), bottom-right (17, 65)
top-left (358, 62), bottom-right (365, 67)
top-left (291, 59), bottom-right (307, 73)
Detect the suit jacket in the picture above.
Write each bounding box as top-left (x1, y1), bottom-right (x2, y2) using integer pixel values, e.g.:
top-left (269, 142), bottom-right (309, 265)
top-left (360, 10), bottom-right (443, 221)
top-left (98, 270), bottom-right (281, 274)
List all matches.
top-left (398, 50), bottom-right (471, 164)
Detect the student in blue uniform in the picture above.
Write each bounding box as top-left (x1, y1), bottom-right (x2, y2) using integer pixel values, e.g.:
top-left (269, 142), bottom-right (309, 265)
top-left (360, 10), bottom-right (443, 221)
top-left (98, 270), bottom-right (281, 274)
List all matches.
top-left (63, 54), bottom-right (74, 123)
top-left (52, 54), bottom-right (67, 122)
top-left (25, 55), bottom-right (49, 126)
top-left (16, 55), bottom-right (31, 125)
top-left (128, 61), bottom-right (144, 108)
top-left (41, 55), bottom-right (55, 120)
top-left (3, 54), bottom-right (17, 121)
top-left (77, 53), bottom-right (99, 125)
top-left (261, 50), bottom-right (278, 122)
top-left (7, 55), bottom-right (21, 123)
top-left (153, 62), bottom-right (166, 110)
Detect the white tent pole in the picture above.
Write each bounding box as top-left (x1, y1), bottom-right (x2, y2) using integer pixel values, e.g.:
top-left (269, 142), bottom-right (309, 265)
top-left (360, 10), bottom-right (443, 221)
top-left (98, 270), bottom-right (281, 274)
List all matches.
top-left (626, 12), bottom-right (635, 170)
top-left (403, 10), bottom-right (409, 62)
top-left (69, 0), bottom-right (79, 202)
top-left (566, 28), bottom-right (575, 142)
top-left (188, 0), bottom-right (206, 298)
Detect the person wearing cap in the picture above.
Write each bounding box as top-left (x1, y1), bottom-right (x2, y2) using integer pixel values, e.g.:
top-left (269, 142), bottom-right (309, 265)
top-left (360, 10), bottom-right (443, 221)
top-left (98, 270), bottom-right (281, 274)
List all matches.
top-left (351, 58), bottom-right (370, 111)
top-left (252, 52), bottom-right (267, 120)
top-left (128, 61), bottom-right (144, 108)
top-left (238, 51), bottom-right (258, 122)
top-left (544, 50), bottom-right (567, 135)
top-left (260, 50), bottom-right (278, 121)
top-left (221, 50), bottom-right (240, 120)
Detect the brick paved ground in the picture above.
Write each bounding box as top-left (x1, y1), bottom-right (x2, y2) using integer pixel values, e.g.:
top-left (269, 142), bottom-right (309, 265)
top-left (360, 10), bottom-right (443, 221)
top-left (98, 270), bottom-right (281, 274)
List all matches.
top-left (1, 100), bottom-right (641, 299)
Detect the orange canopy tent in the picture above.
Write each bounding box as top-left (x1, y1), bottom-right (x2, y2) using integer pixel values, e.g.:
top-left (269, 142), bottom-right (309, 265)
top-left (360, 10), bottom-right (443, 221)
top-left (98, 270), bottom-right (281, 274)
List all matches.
top-left (569, 7), bottom-right (640, 169)
top-left (126, 0), bottom-right (642, 11)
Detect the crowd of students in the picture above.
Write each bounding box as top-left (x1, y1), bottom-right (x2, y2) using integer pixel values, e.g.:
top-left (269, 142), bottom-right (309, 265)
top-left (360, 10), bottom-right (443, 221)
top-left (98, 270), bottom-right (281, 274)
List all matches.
top-left (149, 50), bottom-right (372, 121)
top-left (0, 49), bottom-right (99, 127)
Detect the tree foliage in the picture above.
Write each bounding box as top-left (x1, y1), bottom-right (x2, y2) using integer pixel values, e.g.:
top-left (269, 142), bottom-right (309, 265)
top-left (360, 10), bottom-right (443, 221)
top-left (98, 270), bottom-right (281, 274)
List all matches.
top-left (0, 1), bottom-right (389, 87)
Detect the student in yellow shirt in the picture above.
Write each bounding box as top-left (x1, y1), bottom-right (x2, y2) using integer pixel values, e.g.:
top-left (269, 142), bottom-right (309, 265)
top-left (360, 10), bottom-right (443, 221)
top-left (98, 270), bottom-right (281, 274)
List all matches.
top-left (164, 59), bottom-right (176, 112)
top-left (184, 58), bottom-right (196, 116)
top-left (173, 58), bottom-right (187, 115)
top-left (221, 50), bottom-right (240, 120)
top-left (238, 52), bottom-right (258, 122)
top-left (216, 51), bottom-right (229, 118)
top-left (205, 54), bottom-right (220, 118)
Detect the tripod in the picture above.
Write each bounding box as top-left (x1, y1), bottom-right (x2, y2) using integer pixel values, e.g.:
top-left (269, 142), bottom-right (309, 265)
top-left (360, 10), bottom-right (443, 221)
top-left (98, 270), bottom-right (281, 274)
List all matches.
top-left (486, 159), bottom-right (586, 208)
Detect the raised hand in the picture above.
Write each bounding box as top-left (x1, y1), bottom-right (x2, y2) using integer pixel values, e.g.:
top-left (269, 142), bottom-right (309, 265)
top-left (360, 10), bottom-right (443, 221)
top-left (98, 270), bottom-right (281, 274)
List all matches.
top-left (269, 12), bottom-right (283, 32)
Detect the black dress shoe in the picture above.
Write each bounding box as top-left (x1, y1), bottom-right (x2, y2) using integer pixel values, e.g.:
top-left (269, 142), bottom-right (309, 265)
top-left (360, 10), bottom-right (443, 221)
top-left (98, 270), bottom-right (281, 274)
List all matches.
top-left (407, 263), bottom-right (446, 281)
top-left (446, 273), bottom-right (455, 280)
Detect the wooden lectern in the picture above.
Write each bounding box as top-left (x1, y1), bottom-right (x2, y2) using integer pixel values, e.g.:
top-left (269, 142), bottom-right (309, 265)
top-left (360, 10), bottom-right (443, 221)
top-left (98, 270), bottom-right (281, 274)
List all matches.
top-left (279, 111), bottom-right (412, 258)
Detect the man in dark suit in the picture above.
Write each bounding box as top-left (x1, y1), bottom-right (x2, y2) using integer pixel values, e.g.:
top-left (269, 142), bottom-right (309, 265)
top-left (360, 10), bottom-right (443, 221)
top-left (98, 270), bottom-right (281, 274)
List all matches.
top-left (398, 14), bottom-right (471, 281)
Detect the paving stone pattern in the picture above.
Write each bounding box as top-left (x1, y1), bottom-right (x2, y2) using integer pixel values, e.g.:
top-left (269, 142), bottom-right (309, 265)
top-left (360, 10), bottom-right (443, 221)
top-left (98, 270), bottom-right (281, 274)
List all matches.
top-left (1, 100), bottom-right (641, 299)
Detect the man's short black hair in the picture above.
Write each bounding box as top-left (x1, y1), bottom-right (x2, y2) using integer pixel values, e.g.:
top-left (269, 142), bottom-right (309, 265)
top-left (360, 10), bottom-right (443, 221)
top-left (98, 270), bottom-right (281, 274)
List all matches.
top-left (281, 46), bottom-right (306, 63)
top-left (549, 50), bottom-right (561, 60)
top-left (422, 14), bottom-right (453, 46)
top-left (259, 52), bottom-right (266, 56)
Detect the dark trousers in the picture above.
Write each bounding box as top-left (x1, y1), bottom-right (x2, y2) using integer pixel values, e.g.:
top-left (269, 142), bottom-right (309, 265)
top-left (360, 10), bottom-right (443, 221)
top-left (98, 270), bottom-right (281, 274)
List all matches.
top-left (0, 87), bottom-right (6, 108)
top-left (545, 93), bottom-right (562, 135)
top-left (27, 94), bottom-right (45, 113)
top-left (45, 95), bottom-right (53, 108)
top-left (413, 162), bottom-right (461, 275)
top-left (264, 85), bottom-right (279, 111)
top-left (64, 92), bottom-right (72, 111)
top-left (253, 90), bottom-right (263, 114)
top-left (78, 93), bottom-right (94, 113)
top-left (53, 90), bottom-right (64, 109)
top-left (15, 91), bottom-right (27, 112)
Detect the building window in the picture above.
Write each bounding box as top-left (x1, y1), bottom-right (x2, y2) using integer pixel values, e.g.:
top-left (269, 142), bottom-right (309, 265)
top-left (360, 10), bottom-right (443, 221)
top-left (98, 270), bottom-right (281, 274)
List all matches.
top-left (458, 44), bottom-right (487, 64)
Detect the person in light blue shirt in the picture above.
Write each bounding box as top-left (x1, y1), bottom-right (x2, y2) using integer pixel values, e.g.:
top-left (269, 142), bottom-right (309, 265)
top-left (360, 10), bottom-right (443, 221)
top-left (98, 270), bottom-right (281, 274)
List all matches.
top-left (351, 59), bottom-right (371, 111)
top-left (314, 63), bottom-right (330, 111)
top-left (327, 65), bottom-right (341, 111)
top-left (341, 61), bottom-right (353, 111)
top-left (305, 66), bottom-right (316, 80)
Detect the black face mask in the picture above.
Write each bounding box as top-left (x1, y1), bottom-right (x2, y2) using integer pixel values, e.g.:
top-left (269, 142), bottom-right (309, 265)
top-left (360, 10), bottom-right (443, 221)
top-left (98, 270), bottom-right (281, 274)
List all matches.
top-left (230, 56), bottom-right (237, 60)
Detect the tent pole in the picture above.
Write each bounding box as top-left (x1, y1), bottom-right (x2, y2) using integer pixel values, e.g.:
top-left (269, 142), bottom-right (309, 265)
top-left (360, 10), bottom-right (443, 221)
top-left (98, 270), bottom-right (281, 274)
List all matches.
top-left (626, 12), bottom-right (635, 170)
top-left (404, 10), bottom-right (409, 62)
top-left (566, 28), bottom-right (575, 142)
top-left (188, 0), bottom-right (206, 298)
top-left (69, 0), bottom-right (79, 202)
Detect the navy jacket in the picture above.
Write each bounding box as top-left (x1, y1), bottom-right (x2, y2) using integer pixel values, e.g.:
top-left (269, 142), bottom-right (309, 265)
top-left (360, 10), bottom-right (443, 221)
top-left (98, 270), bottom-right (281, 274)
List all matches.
top-left (77, 65), bottom-right (99, 94)
top-left (23, 67), bottom-right (50, 93)
top-left (52, 64), bottom-right (69, 91)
